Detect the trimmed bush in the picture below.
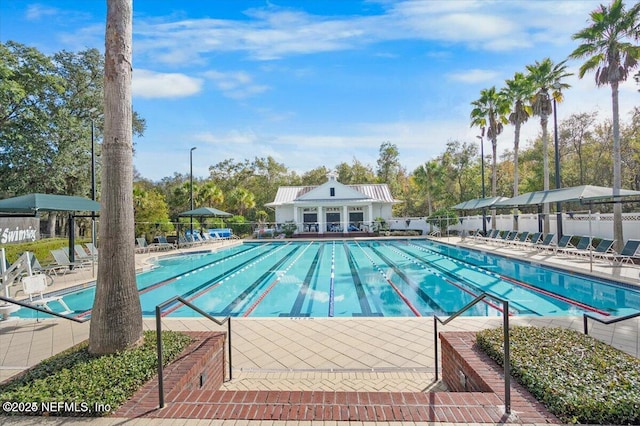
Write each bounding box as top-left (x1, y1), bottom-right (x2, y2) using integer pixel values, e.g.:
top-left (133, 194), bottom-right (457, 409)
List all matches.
top-left (476, 326), bottom-right (640, 425)
top-left (0, 331), bottom-right (192, 417)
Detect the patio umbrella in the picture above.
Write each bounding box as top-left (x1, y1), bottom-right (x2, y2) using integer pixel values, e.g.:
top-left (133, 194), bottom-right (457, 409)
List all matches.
top-left (178, 207), bottom-right (232, 217)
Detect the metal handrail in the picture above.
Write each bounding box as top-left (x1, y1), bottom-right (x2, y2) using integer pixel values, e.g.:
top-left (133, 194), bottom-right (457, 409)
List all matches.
top-left (155, 296), bottom-right (232, 408)
top-left (434, 293), bottom-right (511, 414)
top-left (0, 295), bottom-right (87, 323)
top-left (583, 310), bottom-right (640, 335)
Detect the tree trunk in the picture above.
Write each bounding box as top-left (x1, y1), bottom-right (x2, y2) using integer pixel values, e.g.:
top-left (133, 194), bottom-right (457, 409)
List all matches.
top-left (491, 136), bottom-right (497, 230)
top-left (89, 0), bottom-right (143, 355)
top-left (47, 212), bottom-right (57, 238)
top-left (541, 114), bottom-right (550, 234)
top-left (611, 82), bottom-right (624, 253)
top-left (513, 123), bottom-right (521, 230)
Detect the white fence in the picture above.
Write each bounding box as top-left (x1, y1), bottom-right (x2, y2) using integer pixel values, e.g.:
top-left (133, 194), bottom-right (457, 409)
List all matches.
top-left (388, 213), bottom-right (640, 241)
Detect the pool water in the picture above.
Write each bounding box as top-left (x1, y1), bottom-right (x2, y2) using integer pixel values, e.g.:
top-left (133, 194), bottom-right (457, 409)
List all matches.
top-left (16, 239), bottom-right (640, 318)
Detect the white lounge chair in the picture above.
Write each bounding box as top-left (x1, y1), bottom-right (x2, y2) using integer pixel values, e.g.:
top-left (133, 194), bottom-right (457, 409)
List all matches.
top-left (22, 274), bottom-right (72, 315)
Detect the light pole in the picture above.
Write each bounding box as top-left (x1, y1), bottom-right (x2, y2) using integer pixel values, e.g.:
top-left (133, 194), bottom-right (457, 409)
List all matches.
top-left (88, 109), bottom-right (98, 276)
top-left (552, 83), bottom-right (563, 239)
top-left (476, 134), bottom-right (487, 235)
top-left (189, 147), bottom-right (197, 236)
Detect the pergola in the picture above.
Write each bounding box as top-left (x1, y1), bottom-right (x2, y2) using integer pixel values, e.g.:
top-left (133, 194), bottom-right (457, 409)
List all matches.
top-left (492, 185), bottom-right (640, 235)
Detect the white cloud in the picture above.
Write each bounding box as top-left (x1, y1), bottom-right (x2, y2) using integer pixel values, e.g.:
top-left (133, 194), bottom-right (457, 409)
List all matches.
top-left (203, 70), bottom-right (269, 99)
top-left (25, 4), bottom-right (59, 20)
top-left (448, 69), bottom-right (500, 84)
top-left (132, 69), bottom-right (203, 99)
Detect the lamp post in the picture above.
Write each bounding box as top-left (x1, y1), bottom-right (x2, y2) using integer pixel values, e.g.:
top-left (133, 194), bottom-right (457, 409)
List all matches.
top-left (477, 134), bottom-right (487, 235)
top-left (552, 83), bottom-right (563, 239)
top-left (189, 147), bottom-right (197, 236)
top-left (88, 109), bottom-right (98, 276)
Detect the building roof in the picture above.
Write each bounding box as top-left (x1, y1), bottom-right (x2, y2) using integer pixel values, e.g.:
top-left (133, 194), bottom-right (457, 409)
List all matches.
top-left (265, 183), bottom-right (400, 207)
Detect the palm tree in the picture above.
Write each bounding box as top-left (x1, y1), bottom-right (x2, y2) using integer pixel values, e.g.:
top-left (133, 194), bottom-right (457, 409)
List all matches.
top-left (569, 0), bottom-right (640, 252)
top-left (89, 0), bottom-right (143, 355)
top-left (228, 187), bottom-right (256, 217)
top-left (526, 58), bottom-right (572, 233)
top-left (198, 181), bottom-right (224, 206)
top-left (501, 72), bottom-right (534, 198)
top-left (470, 87), bottom-right (510, 198)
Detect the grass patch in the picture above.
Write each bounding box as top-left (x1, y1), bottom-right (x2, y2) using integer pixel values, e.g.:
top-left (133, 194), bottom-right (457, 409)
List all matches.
top-left (0, 330), bottom-right (192, 417)
top-left (1, 238), bottom-right (81, 264)
top-left (476, 326), bottom-right (640, 425)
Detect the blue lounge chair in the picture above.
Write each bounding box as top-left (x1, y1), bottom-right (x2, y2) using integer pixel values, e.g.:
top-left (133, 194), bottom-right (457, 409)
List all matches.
top-left (600, 239), bottom-right (640, 265)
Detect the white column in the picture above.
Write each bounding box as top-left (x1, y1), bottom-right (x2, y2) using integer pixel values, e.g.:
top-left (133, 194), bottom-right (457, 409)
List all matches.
top-left (318, 206), bottom-right (324, 234)
top-left (293, 205), bottom-right (299, 233)
top-left (342, 205), bottom-right (349, 233)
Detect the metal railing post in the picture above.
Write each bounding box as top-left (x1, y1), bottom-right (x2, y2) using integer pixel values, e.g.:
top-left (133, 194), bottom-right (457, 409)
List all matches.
top-left (156, 306), bottom-right (165, 408)
top-left (155, 296), bottom-right (232, 409)
top-left (227, 318), bottom-right (233, 381)
top-left (433, 293), bottom-right (511, 415)
top-left (434, 316), bottom-right (439, 380)
top-left (503, 300), bottom-right (510, 414)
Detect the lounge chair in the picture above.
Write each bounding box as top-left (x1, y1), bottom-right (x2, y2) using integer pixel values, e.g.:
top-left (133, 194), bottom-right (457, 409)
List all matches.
top-left (477, 229), bottom-right (500, 243)
top-left (509, 231), bottom-right (529, 246)
top-left (155, 236), bottom-right (175, 250)
top-left (50, 248), bottom-right (89, 271)
top-left (516, 231), bottom-right (542, 248)
top-left (74, 244), bottom-right (96, 262)
top-left (85, 242), bottom-right (99, 258)
top-left (534, 233), bottom-right (555, 250)
top-left (546, 234), bottom-right (573, 253)
top-left (557, 236), bottom-right (593, 257)
top-left (590, 239), bottom-right (616, 261)
top-left (136, 237), bottom-right (169, 253)
top-left (600, 239), bottom-right (640, 265)
top-left (22, 274), bottom-right (72, 315)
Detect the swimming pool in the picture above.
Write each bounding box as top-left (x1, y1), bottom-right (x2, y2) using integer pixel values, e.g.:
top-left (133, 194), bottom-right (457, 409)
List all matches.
top-left (16, 239), bottom-right (640, 318)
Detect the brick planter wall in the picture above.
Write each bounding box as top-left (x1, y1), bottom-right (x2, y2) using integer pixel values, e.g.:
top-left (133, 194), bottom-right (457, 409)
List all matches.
top-left (440, 331), bottom-right (493, 392)
top-left (115, 331), bottom-right (226, 417)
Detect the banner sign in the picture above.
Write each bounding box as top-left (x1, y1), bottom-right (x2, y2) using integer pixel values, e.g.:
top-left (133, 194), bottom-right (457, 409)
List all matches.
top-left (0, 217), bottom-right (40, 244)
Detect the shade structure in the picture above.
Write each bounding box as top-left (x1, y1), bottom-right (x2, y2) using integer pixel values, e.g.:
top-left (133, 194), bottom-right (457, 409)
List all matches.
top-left (493, 185), bottom-right (640, 207)
top-left (451, 196), bottom-right (509, 210)
top-left (178, 206), bottom-right (232, 217)
top-left (0, 193), bottom-right (99, 213)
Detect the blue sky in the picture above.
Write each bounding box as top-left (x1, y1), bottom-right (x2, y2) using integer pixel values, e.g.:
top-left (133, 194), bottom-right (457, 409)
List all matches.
top-left (2, 0), bottom-right (638, 181)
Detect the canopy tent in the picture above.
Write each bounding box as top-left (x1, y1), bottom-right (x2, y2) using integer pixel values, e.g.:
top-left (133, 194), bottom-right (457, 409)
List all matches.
top-left (451, 196), bottom-right (509, 210)
top-left (0, 193), bottom-right (100, 266)
top-left (0, 193), bottom-right (99, 213)
top-left (178, 207), bottom-right (232, 217)
top-left (493, 185), bottom-right (640, 207)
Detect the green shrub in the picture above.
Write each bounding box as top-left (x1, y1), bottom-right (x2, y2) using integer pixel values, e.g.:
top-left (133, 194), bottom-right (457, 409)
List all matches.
top-left (1, 238), bottom-right (79, 264)
top-left (476, 326), bottom-right (640, 425)
top-left (0, 331), bottom-right (192, 417)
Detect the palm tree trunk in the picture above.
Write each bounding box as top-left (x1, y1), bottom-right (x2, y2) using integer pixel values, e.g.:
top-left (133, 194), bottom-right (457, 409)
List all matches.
top-left (611, 82), bottom-right (624, 253)
top-left (541, 114), bottom-right (550, 234)
top-left (89, 0), bottom-right (143, 355)
top-left (513, 123), bottom-right (521, 230)
top-left (491, 136), bottom-right (497, 229)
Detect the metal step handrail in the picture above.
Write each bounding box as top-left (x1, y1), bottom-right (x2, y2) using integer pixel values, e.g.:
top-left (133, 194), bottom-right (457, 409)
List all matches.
top-left (155, 296), bottom-right (232, 408)
top-left (583, 310), bottom-right (640, 335)
top-left (0, 295), bottom-right (87, 323)
top-left (433, 293), bottom-right (511, 414)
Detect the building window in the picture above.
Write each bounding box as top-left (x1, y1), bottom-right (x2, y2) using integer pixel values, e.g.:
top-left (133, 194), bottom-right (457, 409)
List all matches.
top-left (330, 187), bottom-right (335, 197)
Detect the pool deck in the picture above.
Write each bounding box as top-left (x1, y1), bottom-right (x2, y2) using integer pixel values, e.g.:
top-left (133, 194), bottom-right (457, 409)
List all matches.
top-left (1, 236), bottom-right (639, 425)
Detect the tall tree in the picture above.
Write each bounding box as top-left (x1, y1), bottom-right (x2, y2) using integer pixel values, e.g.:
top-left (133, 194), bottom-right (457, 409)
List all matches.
top-left (501, 72), bottom-right (534, 198)
top-left (376, 141), bottom-right (402, 196)
top-left (526, 57), bottom-right (572, 233)
top-left (89, 0), bottom-right (143, 355)
top-left (470, 86), bottom-right (510, 198)
top-left (569, 0), bottom-right (640, 252)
